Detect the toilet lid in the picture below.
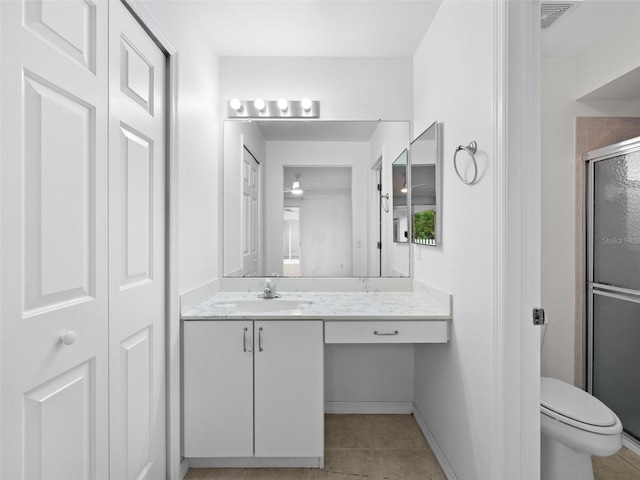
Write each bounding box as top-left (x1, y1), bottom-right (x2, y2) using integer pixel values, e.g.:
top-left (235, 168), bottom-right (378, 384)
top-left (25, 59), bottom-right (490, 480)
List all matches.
top-left (541, 377), bottom-right (616, 427)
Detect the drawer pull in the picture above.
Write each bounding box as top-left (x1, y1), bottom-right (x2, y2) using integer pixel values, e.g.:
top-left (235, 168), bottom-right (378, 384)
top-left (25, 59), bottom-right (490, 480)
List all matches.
top-left (374, 330), bottom-right (399, 336)
top-left (258, 327), bottom-right (263, 351)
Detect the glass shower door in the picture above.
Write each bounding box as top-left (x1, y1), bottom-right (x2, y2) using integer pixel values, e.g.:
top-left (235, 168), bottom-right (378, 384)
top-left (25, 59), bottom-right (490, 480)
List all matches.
top-left (588, 139), bottom-right (640, 442)
top-left (592, 292), bottom-right (640, 441)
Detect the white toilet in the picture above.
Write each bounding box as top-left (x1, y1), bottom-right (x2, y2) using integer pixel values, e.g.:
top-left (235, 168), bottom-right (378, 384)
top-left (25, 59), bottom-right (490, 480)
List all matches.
top-left (541, 377), bottom-right (623, 480)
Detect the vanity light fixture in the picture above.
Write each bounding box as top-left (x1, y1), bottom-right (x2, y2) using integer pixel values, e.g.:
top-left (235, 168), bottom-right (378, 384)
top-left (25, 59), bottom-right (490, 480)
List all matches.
top-left (227, 98), bottom-right (319, 118)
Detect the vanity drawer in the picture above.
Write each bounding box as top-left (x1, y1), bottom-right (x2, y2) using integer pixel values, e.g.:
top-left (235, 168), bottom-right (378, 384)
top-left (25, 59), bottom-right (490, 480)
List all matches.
top-left (324, 320), bottom-right (448, 344)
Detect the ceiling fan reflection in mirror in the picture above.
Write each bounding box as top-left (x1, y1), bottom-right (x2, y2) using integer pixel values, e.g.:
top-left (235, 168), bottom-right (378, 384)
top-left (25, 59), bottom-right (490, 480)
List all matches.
top-left (284, 174), bottom-right (304, 195)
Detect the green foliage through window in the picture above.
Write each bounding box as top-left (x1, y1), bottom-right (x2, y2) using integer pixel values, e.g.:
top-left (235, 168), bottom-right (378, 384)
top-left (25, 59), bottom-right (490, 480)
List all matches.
top-left (413, 209), bottom-right (435, 243)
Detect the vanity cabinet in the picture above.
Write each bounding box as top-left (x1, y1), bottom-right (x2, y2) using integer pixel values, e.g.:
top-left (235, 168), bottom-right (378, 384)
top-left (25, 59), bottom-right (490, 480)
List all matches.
top-left (183, 320), bottom-right (324, 460)
top-left (183, 321), bottom-right (253, 457)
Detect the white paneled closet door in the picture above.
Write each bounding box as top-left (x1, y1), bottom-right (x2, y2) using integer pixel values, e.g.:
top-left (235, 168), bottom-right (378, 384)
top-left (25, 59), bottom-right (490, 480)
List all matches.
top-left (108, 1), bottom-right (167, 479)
top-left (0, 1), bottom-right (110, 479)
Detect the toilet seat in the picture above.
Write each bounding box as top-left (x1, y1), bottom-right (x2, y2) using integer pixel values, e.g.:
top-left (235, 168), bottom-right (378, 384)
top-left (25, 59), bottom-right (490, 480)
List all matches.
top-left (540, 377), bottom-right (622, 435)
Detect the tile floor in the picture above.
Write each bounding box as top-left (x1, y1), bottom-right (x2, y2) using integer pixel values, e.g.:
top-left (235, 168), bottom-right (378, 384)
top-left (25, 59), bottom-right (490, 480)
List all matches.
top-left (185, 414), bottom-right (640, 480)
top-left (594, 445), bottom-right (640, 480)
top-left (185, 414), bottom-right (445, 480)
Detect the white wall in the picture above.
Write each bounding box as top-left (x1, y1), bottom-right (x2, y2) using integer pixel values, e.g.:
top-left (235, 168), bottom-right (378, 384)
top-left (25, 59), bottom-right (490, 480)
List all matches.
top-left (139, 2), bottom-right (220, 294)
top-left (219, 57), bottom-right (414, 404)
top-left (325, 344), bottom-right (414, 403)
top-left (412, 2), bottom-right (496, 478)
top-left (540, 59), bottom-right (577, 385)
top-left (219, 57), bottom-right (412, 121)
top-left (299, 189), bottom-right (352, 277)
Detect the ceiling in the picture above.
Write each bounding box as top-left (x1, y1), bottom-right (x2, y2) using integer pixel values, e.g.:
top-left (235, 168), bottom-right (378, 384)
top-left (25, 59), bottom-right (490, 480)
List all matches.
top-left (541, 0), bottom-right (640, 58)
top-left (178, 1), bottom-right (640, 99)
top-left (172, 1), bottom-right (640, 59)
top-left (187, 0), bottom-right (442, 57)
top-left (540, 0), bottom-right (640, 101)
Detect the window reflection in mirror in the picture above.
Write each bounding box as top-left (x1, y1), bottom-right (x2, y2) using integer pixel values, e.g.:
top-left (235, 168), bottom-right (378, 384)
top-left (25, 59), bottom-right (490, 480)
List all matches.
top-left (410, 121), bottom-right (441, 246)
top-left (223, 120), bottom-right (410, 277)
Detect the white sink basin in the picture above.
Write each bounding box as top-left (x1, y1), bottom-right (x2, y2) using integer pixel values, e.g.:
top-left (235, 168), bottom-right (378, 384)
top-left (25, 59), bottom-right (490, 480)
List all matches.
top-left (217, 299), bottom-right (312, 314)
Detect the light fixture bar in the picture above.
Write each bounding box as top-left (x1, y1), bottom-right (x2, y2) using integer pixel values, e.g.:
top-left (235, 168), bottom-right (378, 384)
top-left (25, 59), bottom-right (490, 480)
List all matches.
top-left (228, 99), bottom-right (320, 118)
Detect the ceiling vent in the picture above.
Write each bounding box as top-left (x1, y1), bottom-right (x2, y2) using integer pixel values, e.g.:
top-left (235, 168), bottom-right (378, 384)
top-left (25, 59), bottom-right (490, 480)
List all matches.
top-left (541, 1), bottom-right (582, 29)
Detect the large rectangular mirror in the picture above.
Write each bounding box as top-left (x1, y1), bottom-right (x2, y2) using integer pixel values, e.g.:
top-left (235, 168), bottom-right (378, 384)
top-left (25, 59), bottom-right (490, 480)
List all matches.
top-left (223, 120), bottom-right (410, 277)
top-left (410, 121), bottom-right (441, 246)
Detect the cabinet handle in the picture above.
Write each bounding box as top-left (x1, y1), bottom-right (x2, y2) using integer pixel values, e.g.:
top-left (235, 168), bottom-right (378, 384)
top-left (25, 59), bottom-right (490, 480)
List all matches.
top-left (373, 330), bottom-right (399, 336)
top-left (258, 327), bottom-right (263, 352)
top-left (243, 327), bottom-right (253, 353)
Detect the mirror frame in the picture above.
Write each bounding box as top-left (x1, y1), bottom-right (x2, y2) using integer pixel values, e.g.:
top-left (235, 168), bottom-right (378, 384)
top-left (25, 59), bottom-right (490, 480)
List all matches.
top-left (409, 121), bottom-right (441, 246)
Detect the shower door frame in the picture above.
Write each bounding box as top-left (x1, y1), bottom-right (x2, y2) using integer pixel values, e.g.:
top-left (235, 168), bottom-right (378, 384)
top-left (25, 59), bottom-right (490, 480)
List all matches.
top-left (585, 136), bottom-right (640, 445)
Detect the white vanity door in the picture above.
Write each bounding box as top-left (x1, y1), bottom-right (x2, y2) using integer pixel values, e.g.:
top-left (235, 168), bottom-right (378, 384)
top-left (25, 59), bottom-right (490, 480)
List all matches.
top-left (254, 321), bottom-right (324, 458)
top-left (184, 321), bottom-right (254, 457)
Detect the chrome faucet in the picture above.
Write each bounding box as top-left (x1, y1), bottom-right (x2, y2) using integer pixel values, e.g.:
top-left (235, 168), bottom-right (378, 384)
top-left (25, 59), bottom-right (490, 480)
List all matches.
top-left (259, 279), bottom-right (281, 299)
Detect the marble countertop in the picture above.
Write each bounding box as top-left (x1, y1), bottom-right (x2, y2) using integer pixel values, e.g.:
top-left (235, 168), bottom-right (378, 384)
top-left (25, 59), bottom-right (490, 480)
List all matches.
top-left (181, 286), bottom-right (452, 321)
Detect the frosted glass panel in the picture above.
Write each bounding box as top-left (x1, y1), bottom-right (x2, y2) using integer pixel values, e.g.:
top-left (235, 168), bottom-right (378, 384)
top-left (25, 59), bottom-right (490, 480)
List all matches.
top-left (593, 292), bottom-right (640, 441)
top-left (593, 151), bottom-right (640, 290)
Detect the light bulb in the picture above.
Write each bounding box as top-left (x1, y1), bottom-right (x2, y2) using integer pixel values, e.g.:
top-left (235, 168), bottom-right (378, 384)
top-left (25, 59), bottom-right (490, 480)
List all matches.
top-left (254, 98), bottom-right (266, 112)
top-left (230, 98), bottom-right (243, 112)
top-left (301, 98), bottom-right (312, 112)
top-left (401, 184), bottom-right (408, 193)
top-left (277, 98), bottom-right (289, 112)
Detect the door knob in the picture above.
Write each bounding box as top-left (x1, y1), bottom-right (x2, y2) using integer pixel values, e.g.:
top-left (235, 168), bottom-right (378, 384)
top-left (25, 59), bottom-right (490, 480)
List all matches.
top-left (60, 331), bottom-right (78, 346)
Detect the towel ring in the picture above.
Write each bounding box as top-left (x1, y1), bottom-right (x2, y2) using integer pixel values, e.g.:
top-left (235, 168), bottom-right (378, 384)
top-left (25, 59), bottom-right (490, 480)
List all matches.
top-left (454, 141), bottom-right (478, 185)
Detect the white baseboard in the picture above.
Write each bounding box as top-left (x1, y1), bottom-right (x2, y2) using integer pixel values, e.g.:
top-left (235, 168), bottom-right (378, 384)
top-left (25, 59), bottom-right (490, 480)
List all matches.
top-left (623, 434), bottom-right (640, 457)
top-left (179, 457), bottom-right (190, 479)
top-left (413, 404), bottom-right (458, 480)
top-left (188, 457), bottom-right (323, 468)
top-left (324, 401), bottom-right (414, 414)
